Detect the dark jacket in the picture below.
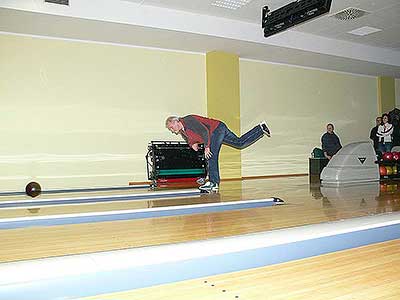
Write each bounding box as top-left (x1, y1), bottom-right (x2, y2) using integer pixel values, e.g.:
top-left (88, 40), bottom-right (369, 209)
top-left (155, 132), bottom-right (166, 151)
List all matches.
top-left (321, 132), bottom-right (342, 156)
top-left (370, 126), bottom-right (379, 150)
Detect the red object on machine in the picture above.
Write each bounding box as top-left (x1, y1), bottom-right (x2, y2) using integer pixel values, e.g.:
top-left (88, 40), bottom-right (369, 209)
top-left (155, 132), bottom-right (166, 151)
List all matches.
top-left (156, 177), bottom-right (202, 188)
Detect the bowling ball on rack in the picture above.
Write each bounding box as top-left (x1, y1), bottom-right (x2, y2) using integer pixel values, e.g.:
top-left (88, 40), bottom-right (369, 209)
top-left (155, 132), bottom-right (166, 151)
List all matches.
top-left (379, 165), bottom-right (387, 176)
top-left (25, 181), bottom-right (42, 198)
top-left (393, 152), bottom-right (400, 161)
top-left (386, 166), bottom-right (393, 175)
top-left (383, 152), bottom-right (393, 161)
top-left (392, 165), bottom-right (398, 175)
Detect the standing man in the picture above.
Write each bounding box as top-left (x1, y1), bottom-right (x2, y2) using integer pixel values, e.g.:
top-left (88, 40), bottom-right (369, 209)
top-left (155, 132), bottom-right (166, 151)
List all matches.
top-left (165, 115), bottom-right (270, 192)
top-left (370, 116), bottom-right (382, 153)
top-left (321, 123), bottom-right (342, 160)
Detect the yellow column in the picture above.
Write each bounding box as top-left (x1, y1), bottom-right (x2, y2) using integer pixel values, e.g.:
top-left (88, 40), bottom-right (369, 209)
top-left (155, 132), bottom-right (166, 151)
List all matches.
top-left (206, 51), bottom-right (241, 180)
top-left (377, 76), bottom-right (396, 114)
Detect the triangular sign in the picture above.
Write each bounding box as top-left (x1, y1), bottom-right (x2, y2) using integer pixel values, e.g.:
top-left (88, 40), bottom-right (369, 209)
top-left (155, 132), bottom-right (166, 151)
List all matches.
top-left (358, 157), bottom-right (366, 164)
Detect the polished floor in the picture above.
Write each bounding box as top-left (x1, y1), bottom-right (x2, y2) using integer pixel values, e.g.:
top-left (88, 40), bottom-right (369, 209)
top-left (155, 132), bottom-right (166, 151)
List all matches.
top-left (0, 176), bottom-right (399, 262)
top-left (81, 238), bottom-right (400, 300)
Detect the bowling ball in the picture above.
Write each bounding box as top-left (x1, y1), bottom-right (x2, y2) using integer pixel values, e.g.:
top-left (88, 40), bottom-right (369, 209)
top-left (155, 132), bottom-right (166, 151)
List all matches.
top-left (386, 166), bottom-right (393, 175)
top-left (379, 165), bottom-right (387, 176)
top-left (383, 152), bottom-right (393, 161)
top-left (25, 181), bottom-right (42, 198)
top-left (393, 152), bottom-right (400, 161)
top-left (393, 165), bottom-right (398, 175)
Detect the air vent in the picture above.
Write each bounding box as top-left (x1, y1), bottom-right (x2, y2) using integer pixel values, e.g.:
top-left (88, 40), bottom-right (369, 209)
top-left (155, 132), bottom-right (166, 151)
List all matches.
top-left (45, 0), bottom-right (69, 5)
top-left (331, 7), bottom-right (369, 21)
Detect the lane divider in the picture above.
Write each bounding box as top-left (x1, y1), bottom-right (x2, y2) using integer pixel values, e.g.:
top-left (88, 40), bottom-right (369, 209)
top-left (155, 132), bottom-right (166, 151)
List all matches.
top-left (0, 189), bottom-right (201, 209)
top-left (0, 198), bottom-right (283, 230)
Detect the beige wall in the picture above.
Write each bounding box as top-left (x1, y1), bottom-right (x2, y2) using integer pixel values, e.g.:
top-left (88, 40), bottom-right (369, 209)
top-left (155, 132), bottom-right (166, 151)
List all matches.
top-left (0, 34), bottom-right (206, 191)
top-left (239, 60), bottom-right (378, 176)
top-left (396, 78), bottom-right (400, 108)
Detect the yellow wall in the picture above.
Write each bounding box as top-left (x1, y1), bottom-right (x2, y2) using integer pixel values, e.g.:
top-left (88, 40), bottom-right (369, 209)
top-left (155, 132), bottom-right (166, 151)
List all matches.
top-left (377, 76), bottom-right (396, 114)
top-left (0, 34), bottom-right (206, 191)
top-left (206, 51), bottom-right (241, 179)
top-left (396, 78), bottom-right (400, 108)
top-left (239, 60), bottom-right (378, 176)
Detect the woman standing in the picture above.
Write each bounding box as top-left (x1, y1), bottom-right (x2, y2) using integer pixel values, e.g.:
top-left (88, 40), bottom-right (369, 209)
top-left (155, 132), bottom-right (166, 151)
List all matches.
top-left (377, 113), bottom-right (394, 153)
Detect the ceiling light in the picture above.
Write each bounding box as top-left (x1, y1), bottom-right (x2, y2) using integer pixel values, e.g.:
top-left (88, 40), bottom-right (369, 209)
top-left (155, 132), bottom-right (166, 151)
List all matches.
top-left (211, 0), bottom-right (252, 10)
top-left (348, 26), bottom-right (382, 36)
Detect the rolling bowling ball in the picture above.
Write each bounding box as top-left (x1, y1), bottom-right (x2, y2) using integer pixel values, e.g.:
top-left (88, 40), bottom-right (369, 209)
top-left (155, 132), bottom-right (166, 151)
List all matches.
top-left (25, 181), bottom-right (42, 198)
top-left (383, 152), bottom-right (393, 161)
top-left (379, 165), bottom-right (387, 176)
top-left (386, 166), bottom-right (393, 176)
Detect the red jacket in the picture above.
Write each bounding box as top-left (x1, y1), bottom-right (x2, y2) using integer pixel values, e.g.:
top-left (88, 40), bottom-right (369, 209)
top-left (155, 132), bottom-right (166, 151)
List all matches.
top-left (179, 115), bottom-right (221, 148)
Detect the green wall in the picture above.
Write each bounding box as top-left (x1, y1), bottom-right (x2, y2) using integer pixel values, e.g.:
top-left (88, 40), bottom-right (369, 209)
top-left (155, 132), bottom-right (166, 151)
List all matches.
top-left (0, 33), bottom-right (383, 191)
top-left (0, 34), bottom-right (206, 191)
top-left (239, 60), bottom-right (378, 176)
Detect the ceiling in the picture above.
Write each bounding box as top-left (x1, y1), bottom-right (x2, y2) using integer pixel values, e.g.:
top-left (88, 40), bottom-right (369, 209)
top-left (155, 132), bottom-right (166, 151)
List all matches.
top-left (0, 0), bottom-right (399, 77)
top-left (123, 0), bottom-right (400, 50)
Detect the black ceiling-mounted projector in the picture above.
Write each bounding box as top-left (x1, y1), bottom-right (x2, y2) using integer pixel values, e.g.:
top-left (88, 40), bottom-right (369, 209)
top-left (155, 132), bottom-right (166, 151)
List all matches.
top-left (262, 0), bottom-right (332, 37)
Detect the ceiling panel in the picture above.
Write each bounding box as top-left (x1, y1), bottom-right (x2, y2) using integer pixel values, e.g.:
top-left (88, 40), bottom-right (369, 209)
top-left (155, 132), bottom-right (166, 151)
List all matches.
top-left (123, 0), bottom-right (279, 23)
top-left (293, 2), bottom-right (400, 50)
top-left (121, 0), bottom-right (400, 50)
top-left (347, 0), bottom-right (399, 12)
top-left (2, 7), bottom-right (399, 77)
top-left (337, 24), bottom-right (400, 48)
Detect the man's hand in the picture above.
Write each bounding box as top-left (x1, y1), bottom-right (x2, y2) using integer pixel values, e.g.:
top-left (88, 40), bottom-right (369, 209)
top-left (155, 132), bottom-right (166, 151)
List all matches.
top-left (324, 152), bottom-right (331, 160)
top-left (205, 147), bottom-right (213, 159)
top-left (192, 143), bottom-right (199, 151)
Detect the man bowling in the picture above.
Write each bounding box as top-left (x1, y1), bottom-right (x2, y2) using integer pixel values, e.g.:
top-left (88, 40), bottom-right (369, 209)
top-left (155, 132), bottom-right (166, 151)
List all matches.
top-left (165, 115), bottom-right (271, 192)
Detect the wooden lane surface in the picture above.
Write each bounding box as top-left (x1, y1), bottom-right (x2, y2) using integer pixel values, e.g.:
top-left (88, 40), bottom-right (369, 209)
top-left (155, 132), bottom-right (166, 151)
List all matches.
top-left (81, 239), bottom-right (400, 300)
top-left (0, 187), bottom-right (209, 219)
top-left (0, 196), bottom-right (210, 218)
top-left (0, 177), bottom-right (399, 262)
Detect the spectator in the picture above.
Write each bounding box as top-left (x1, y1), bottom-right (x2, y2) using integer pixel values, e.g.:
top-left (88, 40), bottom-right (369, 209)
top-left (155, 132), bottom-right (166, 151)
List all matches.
top-left (377, 113), bottom-right (394, 153)
top-left (370, 116), bottom-right (382, 153)
top-left (321, 123), bottom-right (342, 160)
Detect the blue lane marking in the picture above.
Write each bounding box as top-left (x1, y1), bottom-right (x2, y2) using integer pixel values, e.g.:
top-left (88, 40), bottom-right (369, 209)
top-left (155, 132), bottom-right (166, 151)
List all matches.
top-left (0, 191), bottom-right (199, 209)
top-left (0, 199), bottom-right (278, 230)
top-left (1, 222), bottom-right (399, 300)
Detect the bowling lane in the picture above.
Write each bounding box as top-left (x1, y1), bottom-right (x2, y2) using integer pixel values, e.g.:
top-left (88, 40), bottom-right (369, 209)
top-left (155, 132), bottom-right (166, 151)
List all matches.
top-left (0, 186), bottom-right (152, 202)
top-left (80, 239), bottom-right (400, 300)
top-left (1, 177), bottom-right (400, 262)
top-left (0, 195), bottom-right (206, 219)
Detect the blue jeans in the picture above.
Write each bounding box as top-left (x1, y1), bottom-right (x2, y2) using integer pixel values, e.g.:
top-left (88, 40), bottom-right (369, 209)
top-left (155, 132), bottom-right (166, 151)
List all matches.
top-left (208, 123), bottom-right (264, 184)
top-left (379, 142), bottom-right (392, 153)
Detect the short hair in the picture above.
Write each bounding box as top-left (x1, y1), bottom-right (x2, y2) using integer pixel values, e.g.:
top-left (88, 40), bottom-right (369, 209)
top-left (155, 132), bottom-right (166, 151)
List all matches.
top-left (327, 123), bottom-right (334, 129)
top-left (165, 116), bottom-right (180, 127)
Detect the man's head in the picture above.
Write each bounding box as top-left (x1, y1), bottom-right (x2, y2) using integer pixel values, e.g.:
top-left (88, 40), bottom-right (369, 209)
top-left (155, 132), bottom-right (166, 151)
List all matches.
top-left (165, 116), bottom-right (183, 134)
top-left (326, 123), bottom-right (334, 134)
top-left (376, 117), bottom-right (382, 126)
